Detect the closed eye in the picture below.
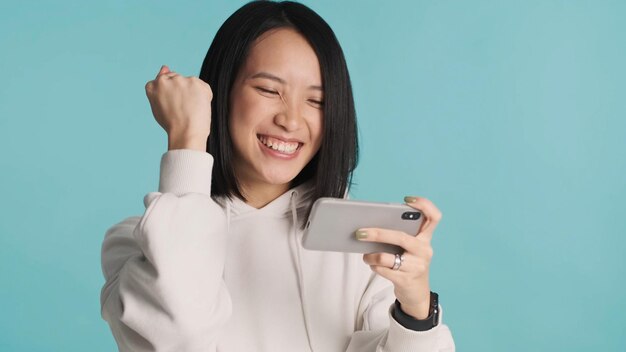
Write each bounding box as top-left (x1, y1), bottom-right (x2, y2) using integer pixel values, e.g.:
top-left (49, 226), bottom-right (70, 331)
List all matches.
top-left (255, 87), bottom-right (279, 95)
top-left (308, 99), bottom-right (324, 107)
top-left (256, 87), bottom-right (323, 107)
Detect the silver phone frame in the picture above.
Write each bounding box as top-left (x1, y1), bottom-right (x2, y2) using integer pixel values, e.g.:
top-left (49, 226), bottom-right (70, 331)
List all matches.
top-left (301, 197), bottom-right (424, 254)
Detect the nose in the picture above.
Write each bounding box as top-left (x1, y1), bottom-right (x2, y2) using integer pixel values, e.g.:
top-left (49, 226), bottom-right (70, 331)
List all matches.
top-left (273, 94), bottom-right (304, 132)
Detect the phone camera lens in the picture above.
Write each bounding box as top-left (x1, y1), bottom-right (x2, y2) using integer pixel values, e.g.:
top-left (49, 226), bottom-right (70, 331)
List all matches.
top-left (401, 212), bottom-right (421, 220)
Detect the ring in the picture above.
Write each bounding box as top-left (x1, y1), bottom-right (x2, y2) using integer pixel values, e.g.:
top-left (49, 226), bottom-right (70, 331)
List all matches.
top-left (391, 253), bottom-right (404, 270)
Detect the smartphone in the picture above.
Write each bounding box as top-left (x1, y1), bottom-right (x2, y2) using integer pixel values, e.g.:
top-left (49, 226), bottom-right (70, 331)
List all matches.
top-left (302, 197), bottom-right (424, 254)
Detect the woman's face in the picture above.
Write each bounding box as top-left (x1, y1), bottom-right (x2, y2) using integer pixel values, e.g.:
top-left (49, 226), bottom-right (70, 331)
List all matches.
top-left (229, 28), bottom-right (324, 190)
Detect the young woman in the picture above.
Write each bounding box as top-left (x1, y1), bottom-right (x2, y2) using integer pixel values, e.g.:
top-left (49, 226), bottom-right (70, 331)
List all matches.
top-left (100, 1), bottom-right (455, 351)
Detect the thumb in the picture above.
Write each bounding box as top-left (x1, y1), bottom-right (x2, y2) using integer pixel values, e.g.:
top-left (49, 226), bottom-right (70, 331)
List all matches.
top-left (157, 65), bottom-right (170, 78)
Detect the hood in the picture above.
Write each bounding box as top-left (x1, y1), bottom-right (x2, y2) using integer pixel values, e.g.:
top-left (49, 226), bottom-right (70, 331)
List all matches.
top-left (215, 179), bottom-right (316, 223)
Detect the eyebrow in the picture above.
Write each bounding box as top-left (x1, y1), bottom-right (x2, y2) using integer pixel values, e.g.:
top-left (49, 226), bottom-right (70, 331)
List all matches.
top-left (248, 72), bottom-right (323, 91)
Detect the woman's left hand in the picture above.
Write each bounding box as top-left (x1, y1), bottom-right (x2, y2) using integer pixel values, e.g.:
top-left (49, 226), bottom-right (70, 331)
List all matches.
top-left (357, 196), bottom-right (442, 320)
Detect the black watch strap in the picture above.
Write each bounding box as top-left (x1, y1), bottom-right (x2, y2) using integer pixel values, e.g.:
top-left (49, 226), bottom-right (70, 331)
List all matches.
top-left (391, 291), bottom-right (439, 331)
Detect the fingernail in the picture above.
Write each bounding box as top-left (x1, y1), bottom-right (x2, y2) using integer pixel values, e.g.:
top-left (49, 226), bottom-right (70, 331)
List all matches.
top-left (355, 230), bottom-right (368, 240)
top-left (404, 196), bottom-right (417, 203)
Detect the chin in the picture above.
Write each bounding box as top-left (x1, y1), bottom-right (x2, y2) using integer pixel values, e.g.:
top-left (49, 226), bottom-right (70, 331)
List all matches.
top-left (259, 167), bottom-right (302, 186)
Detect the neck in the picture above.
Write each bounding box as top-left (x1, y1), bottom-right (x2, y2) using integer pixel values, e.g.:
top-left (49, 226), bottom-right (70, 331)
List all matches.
top-left (238, 180), bottom-right (291, 209)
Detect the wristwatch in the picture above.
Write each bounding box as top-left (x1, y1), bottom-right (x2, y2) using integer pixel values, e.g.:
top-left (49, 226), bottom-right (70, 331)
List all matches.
top-left (392, 291), bottom-right (439, 331)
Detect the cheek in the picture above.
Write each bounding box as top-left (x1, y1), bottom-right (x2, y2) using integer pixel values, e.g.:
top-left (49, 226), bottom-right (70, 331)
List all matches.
top-left (229, 91), bottom-right (263, 139)
top-left (309, 114), bottom-right (324, 147)
top-left (234, 90), bottom-right (274, 128)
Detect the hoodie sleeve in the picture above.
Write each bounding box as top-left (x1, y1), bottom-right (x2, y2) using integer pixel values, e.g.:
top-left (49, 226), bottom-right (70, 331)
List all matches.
top-left (345, 274), bottom-right (455, 352)
top-left (100, 149), bottom-right (232, 352)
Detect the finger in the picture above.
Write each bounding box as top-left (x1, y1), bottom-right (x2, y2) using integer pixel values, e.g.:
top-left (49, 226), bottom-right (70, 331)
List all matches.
top-left (369, 264), bottom-right (403, 283)
top-left (416, 231), bottom-right (433, 243)
top-left (363, 252), bottom-right (396, 269)
top-left (371, 262), bottom-right (430, 282)
top-left (154, 72), bottom-right (180, 84)
top-left (145, 80), bottom-right (153, 93)
top-left (363, 252), bottom-right (417, 272)
top-left (162, 72), bottom-right (179, 79)
top-left (371, 264), bottom-right (402, 278)
top-left (356, 228), bottom-right (419, 253)
top-left (156, 65), bottom-right (170, 78)
top-left (369, 253), bottom-right (431, 277)
top-left (403, 196), bottom-right (443, 234)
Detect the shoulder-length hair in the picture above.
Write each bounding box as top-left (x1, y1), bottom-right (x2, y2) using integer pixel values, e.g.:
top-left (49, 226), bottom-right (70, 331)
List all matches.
top-left (200, 0), bottom-right (359, 203)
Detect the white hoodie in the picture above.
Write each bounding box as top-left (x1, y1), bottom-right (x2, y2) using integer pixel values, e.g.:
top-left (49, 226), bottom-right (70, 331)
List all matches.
top-left (100, 149), bottom-right (455, 351)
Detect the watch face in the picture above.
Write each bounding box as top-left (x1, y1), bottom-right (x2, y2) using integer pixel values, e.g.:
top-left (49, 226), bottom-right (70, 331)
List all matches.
top-left (430, 291), bottom-right (439, 315)
top-left (430, 291), bottom-right (440, 325)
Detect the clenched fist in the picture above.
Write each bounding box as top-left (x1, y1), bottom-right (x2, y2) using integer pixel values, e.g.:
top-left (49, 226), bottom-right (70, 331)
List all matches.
top-left (145, 65), bottom-right (213, 151)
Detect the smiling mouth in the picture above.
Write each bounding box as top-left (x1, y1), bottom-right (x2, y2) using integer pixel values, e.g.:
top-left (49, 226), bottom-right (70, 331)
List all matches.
top-left (257, 134), bottom-right (303, 155)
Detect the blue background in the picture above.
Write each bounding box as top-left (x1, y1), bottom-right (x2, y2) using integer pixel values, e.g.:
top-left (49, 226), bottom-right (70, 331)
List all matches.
top-left (1, 0), bottom-right (624, 350)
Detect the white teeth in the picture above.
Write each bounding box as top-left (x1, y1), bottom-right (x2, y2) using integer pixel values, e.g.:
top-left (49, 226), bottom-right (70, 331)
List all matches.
top-left (258, 135), bottom-right (300, 154)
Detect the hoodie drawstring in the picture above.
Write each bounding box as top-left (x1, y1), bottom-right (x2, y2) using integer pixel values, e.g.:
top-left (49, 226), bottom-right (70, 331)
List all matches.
top-left (290, 191), bottom-right (314, 352)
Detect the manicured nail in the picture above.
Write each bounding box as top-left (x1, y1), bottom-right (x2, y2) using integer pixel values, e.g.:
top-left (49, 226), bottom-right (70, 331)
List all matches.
top-left (355, 230), bottom-right (368, 240)
top-left (404, 196), bottom-right (417, 203)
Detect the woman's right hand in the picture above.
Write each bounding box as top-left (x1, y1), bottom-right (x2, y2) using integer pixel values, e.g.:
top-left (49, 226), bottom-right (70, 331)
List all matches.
top-left (145, 65), bottom-right (213, 151)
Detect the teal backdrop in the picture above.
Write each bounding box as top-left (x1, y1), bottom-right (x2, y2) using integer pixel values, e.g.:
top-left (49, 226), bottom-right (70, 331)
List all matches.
top-left (1, 0), bottom-right (624, 351)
